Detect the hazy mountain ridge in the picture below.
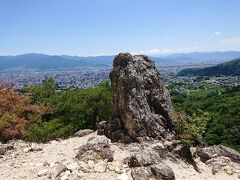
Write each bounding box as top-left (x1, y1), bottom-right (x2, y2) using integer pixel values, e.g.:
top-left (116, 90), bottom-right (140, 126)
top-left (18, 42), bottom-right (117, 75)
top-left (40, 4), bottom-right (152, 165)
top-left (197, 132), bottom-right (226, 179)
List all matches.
top-left (0, 53), bottom-right (114, 70)
top-left (162, 51), bottom-right (240, 60)
top-left (1, 51), bottom-right (240, 71)
top-left (177, 58), bottom-right (240, 76)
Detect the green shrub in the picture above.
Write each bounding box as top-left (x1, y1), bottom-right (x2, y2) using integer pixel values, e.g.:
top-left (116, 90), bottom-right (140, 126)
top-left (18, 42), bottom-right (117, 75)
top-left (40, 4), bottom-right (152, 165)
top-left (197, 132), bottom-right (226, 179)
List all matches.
top-left (170, 86), bottom-right (240, 152)
top-left (172, 109), bottom-right (209, 145)
top-left (25, 79), bottom-right (112, 142)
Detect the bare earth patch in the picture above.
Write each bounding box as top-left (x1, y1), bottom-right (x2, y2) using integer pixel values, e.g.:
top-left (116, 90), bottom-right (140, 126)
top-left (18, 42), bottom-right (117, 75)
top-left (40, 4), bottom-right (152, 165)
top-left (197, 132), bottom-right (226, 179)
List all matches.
top-left (0, 132), bottom-right (239, 180)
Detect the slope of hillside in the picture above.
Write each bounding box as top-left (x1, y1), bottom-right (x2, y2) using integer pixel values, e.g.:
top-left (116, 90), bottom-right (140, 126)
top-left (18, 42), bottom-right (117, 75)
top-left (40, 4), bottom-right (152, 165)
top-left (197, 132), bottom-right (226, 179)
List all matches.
top-left (177, 58), bottom-right (240, 76)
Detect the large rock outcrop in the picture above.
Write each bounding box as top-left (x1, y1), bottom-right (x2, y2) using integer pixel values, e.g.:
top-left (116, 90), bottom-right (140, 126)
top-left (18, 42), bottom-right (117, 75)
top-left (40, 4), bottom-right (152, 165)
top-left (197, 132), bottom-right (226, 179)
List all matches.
top-left (98, 53), bottom-right (174, 142)
top-left (197, 145), bottom-right (240, 163)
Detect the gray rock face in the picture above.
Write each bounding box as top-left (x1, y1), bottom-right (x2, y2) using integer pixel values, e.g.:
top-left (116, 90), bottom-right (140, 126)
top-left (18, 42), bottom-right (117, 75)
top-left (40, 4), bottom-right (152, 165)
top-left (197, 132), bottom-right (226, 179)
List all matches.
top-left (76, 135), bottom-right (113, 162)
top-left (150, 164), bottom-right (175, 180)
top-left (127, 150), bottom-right (160, 167)
top-left (131, 167), bottom-right (154, 180)
top-left (197, 145), bottom-right (240, 163)
top-left (126, 150), bottom-right (175, 180)
top-left (130, 160), bottom-right (175, 180)
top-left (98, 53), bottom-right (174, 142)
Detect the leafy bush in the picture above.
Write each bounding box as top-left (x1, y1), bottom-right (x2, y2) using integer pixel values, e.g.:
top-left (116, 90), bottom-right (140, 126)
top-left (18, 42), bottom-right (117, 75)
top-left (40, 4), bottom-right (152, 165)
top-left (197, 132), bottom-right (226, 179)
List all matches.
top-left (172, 109), bottom-right (209, 145)
top-left (0, 84), bottom-right (45, 141)
top-left (25, 78), bottom-right (112, 142)
top-left (170, 86), bottom-right (240, 151)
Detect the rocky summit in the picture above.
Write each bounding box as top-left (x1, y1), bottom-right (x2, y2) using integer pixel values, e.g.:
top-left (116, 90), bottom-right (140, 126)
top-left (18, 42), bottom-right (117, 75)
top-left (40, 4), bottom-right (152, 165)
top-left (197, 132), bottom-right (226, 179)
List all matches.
top-left (1, 131), bottom-right (240, 180)
top-left (98, 53), bottom-right (174, 143)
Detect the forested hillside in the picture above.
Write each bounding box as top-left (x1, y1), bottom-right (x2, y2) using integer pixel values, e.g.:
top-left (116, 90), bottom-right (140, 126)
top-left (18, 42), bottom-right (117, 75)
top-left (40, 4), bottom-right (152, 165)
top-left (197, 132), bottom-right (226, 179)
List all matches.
top-left (178, 58), bottom-right (240, 76)
top-left (0, 79), bottom-right (112, 142)
top-left (170, 85), bottom-right (240, 151)
top-left (1, 78), bottom-right (240, 152)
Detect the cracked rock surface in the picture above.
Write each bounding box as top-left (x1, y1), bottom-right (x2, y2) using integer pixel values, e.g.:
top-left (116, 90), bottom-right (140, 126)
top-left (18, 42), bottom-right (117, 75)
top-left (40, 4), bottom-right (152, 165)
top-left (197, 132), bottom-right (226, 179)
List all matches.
top-left (98, 53), bottom-right (174, 142)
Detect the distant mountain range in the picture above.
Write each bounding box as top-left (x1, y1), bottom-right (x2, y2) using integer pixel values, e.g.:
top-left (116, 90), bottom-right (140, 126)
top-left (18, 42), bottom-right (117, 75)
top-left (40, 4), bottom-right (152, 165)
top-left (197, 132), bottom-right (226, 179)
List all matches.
top-left (177, 58), bottom-right (240, 76)
top-left (160, 51), bottom-right (240, 60)
top-left (0, 54), bottom-right (114, 70)
top-left (1, 51), bottom-right (240, 71)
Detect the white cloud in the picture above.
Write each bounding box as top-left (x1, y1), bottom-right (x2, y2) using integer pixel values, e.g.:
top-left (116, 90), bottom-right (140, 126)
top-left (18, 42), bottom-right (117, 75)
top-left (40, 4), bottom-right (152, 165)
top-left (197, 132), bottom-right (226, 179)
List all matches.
top-left (223, 37), bottom-right (240, 45)
top-left (130, 51), bottom-right (145, 55)
top-left (141, 48), bottom-right (173, 55)
top-left (147, 48), bottom-right (161, 54)
top-left (213, 32), bottom-right (222, 35)
top-left (176, 47), bottom-right (199, 52)
top-left (131, 47), bottom-right (200, 56)
top-left (147, 48), bottom-right (172, 55)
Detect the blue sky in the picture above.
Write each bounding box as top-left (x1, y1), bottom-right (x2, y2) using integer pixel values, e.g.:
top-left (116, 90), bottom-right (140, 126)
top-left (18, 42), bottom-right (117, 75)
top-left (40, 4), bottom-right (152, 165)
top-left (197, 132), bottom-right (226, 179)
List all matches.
top-left (1, 0), bottom-right (240, 56)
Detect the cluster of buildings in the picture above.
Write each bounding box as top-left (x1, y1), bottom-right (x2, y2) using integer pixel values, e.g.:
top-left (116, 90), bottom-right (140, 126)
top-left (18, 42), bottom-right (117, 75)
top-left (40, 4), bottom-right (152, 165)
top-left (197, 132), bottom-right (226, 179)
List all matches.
top-left (0, 68), bottom-right (110, 89)
top-left (166, 75), bottom-right (240, 94)
top-left (0, 67), bottom-right (239, 91)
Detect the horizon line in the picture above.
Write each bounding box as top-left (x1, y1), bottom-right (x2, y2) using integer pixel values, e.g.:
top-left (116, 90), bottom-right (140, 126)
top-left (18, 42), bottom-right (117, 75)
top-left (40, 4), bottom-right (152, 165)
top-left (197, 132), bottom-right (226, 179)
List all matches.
top-left (1, 50), bottom-right (240, 58)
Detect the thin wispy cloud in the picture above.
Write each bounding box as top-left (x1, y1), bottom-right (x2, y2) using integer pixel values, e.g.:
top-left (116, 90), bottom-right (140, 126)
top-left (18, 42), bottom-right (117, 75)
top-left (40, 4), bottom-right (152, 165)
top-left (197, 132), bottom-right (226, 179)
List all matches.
top-left (147, 48), bottom-right (172, 55)
top-left (223, 37), bottom-right (240, 45)
top-left (131, 47), bottom-right (200, 56)
top-left (213, 32), bottom-right (222, 36)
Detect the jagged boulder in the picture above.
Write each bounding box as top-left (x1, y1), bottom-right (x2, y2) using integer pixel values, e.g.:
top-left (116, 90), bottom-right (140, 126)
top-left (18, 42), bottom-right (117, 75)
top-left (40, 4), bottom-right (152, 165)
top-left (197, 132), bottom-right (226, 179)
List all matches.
top-left (76, 135), bottom-right (113, 162)
top-left (127, 150), bottom-right (161, 167)
top-left (150, 164), bottom-right (176, 180)
top-left (130, 161), bottom-right (175, 180)
top-left (125, 149), bottom-right (175, 180)
top-left (98, 53), bottom-right (174, 142)
top-left (197, 145), bottom-right (240, 163)
top-left (131, 167), bottom-right (154, 180)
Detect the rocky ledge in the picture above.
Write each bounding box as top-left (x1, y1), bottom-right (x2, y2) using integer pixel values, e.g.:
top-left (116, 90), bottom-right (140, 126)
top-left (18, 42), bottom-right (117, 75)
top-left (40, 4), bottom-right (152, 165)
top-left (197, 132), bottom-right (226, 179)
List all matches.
top-left (1, 132), bottom-right (240, 180)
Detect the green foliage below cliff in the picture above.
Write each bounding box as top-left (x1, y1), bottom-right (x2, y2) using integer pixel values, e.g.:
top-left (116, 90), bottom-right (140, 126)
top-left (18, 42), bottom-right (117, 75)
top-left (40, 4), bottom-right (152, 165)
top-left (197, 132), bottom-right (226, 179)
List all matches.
top-left (170, 86), bottom-right (240, 151)
top-left (178, 58), bottom-right (240, 76)
top-left (26, 78), bottom-right (112, 142)
top-left (1, 76), bottom-right (240, 153)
